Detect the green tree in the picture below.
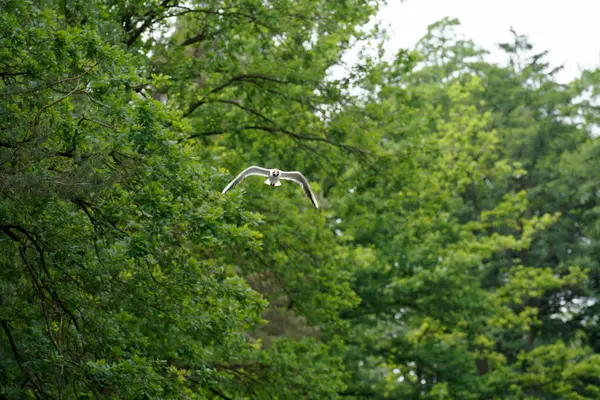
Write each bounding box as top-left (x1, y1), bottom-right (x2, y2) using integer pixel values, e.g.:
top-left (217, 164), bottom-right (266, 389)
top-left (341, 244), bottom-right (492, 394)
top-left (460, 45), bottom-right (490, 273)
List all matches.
top-left (3, 2), bottom-right (600, 399)
top-left (335, 18), bottom-right (600, 399)
top-left (0, 0), bottom-right (385, 398)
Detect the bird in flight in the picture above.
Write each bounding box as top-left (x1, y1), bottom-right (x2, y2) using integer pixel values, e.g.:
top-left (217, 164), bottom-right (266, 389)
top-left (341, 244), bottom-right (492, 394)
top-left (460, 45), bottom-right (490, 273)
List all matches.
top-left (222, 166), bottom-right (319, 208)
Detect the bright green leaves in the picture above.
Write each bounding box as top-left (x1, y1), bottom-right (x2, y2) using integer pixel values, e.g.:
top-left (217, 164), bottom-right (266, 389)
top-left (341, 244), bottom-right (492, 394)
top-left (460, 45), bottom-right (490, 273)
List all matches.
top-left (488, 266), bottom-right (588, 340)
top-left (213, 338), bottom-right (349, 399)
top-left (486, 341), bottom-right (600, 400)
top-left (499, 265), bottom-right (587, 306)
top-left (334, 16), bottom-right (600, 400)
top-left (1, 0), bottom-right (389, 398)
top-left (0, 1), bottom-right (274, 398)
top-left (4, 1), bottom-right (600, 399)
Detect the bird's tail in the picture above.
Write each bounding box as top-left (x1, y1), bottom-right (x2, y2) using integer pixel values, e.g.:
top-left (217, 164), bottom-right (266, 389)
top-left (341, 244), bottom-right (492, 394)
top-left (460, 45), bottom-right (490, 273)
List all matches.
top-left (264, 179), bottom-right (281, 186)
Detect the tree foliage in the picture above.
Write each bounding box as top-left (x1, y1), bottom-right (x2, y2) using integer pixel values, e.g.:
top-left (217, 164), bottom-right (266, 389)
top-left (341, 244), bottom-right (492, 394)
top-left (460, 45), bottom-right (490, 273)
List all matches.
top-left (336, 18), bottom-right (600, 400)
top-left (2, 2), bottom-right (600, 399)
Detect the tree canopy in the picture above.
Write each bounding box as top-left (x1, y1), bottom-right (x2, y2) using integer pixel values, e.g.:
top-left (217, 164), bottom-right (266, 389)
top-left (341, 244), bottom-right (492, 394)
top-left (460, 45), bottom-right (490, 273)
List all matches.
top-left (1, 2), bottom-right (600, 399)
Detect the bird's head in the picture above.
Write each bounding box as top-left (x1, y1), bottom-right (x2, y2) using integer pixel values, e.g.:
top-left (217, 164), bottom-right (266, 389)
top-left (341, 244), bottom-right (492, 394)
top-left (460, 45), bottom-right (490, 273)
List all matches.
top-left (271, 169), bottom-right (280, 177)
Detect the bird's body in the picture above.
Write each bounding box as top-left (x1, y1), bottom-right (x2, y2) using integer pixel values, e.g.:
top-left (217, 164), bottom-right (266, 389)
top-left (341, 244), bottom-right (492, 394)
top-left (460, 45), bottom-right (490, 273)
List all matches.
top-left (265, 169), bottom-right (282, 187)
top-left (222, 166), bottom-right (319, 208)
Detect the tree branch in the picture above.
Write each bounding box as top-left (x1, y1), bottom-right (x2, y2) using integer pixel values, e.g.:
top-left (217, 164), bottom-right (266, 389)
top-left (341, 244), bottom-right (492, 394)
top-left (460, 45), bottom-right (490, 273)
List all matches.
top-left (209, 387), bottom-right (233, 400)
top-left (2, 320), bottom-right (24, 366)
top-left (164, 5), bottom-right (276, 31)
top-left (126, 0), bottom-right (174, 47)
top-left (0, 140), bottom-right (16, 148)
top-left (184, 74), bottom-right (292, 117)
top-left (2, 224), bottom-right (81, 332)
top-left (180, 24), bottom-right (226, 46)
top-left (0, 71), bottom-right (29, 78)
top-left (1, 320), bottom-right (46, 397)
top-left (187, 123), bottom-right (366, 155)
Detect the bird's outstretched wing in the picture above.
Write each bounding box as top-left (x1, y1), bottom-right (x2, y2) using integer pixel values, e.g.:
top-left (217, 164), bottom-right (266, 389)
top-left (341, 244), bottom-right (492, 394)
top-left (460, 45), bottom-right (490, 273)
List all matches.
top-left (222, 166), bottom-right (270, 193)
top-left (279, 171), bottom-right (319, 208)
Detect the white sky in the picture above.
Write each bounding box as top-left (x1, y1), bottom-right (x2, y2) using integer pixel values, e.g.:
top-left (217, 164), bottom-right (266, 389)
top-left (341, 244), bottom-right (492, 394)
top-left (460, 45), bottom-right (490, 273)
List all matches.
top-left (373, 0), bottom-right (600, 83)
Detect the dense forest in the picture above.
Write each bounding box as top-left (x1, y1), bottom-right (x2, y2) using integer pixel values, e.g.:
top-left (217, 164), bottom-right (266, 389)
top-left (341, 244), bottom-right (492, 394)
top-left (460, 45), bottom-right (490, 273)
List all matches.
top-left (2, 0), bottom-right (600, 398)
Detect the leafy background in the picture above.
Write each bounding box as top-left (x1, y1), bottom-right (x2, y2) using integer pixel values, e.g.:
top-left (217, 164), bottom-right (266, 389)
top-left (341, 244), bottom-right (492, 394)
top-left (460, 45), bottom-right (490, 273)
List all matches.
top-left (1, 1), bottom-right (600, 399)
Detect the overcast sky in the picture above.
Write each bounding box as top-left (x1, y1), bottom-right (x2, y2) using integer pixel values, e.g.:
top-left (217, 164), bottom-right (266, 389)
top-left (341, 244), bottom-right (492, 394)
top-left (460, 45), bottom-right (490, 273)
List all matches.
top-left (372, 0), bottom-right (600, 83)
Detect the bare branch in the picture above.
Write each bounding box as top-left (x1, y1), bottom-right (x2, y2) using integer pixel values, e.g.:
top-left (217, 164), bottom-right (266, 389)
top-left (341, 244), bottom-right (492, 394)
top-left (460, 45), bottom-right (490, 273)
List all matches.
top-left (0, 71), bottom-right (29, 78)
top-left (164, 5), bottom-right (276, 31)
top-left (1, 225), bottom-right (81, 332)
top-left (180, 24), bottom-right (226, 46)
top-left (184, 74), bottom-right (294, 117)
top-left (18, 62), bottom-right (99, 147)
top-left (2, 320), bottom-right (46, 397)
top-left (126, 0), bottom-right (174, 47)
top-left (186, 124), bottom-right (367, 156)
top-left (185, 130), bottom-right (229, 140)
top-left (210, 74), bottom-right (290, 94)
top-left (83, 117), bottom-right (118, 131)
top-left (181, 32), bottom-right (207, 46)
top-left (2, 321), bottom-right (23, 366)
top-left (7, 62), bottom-right (99, 97)
top-left (0, 225), bottom-right (21, 242)
top-left (214, 99), bottom-right (274, 123)
top-left (35, 84), bottom-right (81, 123)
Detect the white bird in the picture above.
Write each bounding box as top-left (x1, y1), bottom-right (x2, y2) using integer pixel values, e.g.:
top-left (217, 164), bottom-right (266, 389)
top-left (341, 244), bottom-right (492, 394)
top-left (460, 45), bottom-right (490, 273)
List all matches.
top-left (222, 166), bottom-right (319, 208)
